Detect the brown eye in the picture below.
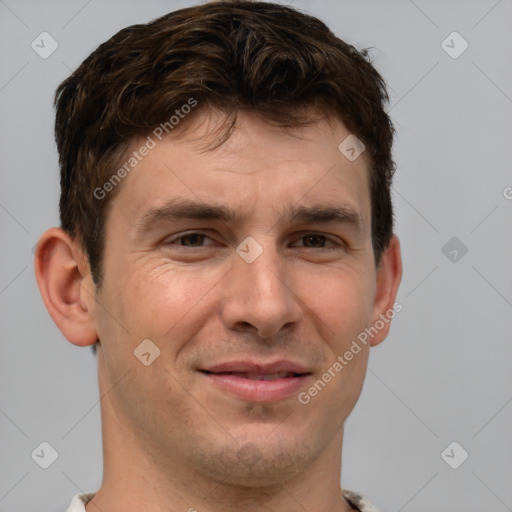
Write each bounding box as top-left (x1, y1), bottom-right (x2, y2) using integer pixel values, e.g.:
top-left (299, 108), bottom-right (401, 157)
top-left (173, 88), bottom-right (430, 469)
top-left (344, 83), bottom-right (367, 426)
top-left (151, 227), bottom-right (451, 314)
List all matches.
top-left (179, 233), bottom-right (206, 246)
top-left (166, 232), bottom-right (217, 247)
top-left (301, 234), bottom-right (328, 248)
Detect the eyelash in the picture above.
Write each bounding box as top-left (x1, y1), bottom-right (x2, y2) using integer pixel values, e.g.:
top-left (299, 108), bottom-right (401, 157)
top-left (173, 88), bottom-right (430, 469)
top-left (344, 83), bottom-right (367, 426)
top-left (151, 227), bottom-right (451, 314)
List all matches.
top-left (164, 231), bottom-right (343, 250)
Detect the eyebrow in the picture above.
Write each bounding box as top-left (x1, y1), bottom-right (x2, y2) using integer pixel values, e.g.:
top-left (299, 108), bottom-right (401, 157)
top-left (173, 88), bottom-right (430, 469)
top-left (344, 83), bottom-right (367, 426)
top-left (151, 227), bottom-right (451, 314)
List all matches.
top-left (135, 198), bottom-right (363, 235)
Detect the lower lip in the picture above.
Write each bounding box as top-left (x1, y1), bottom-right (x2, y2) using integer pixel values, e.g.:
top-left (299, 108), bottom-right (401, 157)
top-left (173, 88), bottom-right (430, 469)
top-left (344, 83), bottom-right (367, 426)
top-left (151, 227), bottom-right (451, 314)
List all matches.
top-left (201, 372), bottom-right (310, 402)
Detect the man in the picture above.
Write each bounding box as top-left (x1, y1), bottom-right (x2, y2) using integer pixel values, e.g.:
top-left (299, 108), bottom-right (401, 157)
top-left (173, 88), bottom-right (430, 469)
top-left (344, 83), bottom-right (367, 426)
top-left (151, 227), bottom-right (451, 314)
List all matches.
top-left (34, 1), bottom-right (402, 511)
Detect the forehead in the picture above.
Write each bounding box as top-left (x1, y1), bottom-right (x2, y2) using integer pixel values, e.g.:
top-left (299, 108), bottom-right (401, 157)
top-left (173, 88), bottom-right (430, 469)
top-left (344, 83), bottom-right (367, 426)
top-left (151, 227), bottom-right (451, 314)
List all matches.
top-left (107, 109), bottom-right (372, 232)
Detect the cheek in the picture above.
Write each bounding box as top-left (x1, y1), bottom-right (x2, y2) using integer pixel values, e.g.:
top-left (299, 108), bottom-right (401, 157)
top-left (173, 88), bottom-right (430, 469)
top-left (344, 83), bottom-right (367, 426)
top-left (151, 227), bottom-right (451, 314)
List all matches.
top-left (314, 271), bottom-right (375, 414)
top-left (111, 263), bottom-right (222, 343)
top-left (304, 268), bottom-right (375, 344)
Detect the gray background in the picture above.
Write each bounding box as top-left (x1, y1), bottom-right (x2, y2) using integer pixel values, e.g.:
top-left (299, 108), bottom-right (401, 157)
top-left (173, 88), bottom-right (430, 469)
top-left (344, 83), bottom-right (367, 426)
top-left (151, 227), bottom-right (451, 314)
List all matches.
top-left (1, 1), bottom-right (511, 511)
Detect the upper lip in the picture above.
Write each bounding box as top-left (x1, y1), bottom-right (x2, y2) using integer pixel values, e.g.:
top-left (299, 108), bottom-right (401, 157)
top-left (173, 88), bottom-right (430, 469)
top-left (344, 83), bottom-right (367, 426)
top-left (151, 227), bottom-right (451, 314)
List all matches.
top-left (200, 360), bottom-right (311, 375)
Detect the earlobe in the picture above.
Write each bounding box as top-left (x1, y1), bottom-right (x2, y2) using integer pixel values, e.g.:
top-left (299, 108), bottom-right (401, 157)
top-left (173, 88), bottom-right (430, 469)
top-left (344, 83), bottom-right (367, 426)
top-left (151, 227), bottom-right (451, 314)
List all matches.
top-left (369, 235), bottom-right (403, 347)
top-left (34, 227), bottom-right (98, 347)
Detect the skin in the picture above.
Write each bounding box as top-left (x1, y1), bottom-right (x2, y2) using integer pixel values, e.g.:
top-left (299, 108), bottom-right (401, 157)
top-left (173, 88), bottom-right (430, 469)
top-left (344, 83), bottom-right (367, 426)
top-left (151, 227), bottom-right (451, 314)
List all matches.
top-left (35, 109), bottom-right (402, 512)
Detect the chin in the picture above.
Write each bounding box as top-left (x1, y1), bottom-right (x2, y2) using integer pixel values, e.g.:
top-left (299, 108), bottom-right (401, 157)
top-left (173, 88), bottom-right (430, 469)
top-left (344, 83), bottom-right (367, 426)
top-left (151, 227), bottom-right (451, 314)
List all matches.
top-left (188, 433), bottom-right (317, 488)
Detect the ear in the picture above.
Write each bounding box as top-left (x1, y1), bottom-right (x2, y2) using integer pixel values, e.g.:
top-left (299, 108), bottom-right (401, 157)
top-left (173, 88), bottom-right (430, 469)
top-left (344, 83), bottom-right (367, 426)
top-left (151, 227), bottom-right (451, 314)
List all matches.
top-left (369, 234), bottom-right (402, 347)
top-left (34, 227), bottom-right (98, 347)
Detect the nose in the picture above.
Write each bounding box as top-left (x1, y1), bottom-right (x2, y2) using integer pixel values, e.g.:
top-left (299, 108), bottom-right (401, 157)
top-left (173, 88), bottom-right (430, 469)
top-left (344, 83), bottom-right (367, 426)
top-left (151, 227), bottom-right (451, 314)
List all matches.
top-left (220, 240), bottom-right (303, 339)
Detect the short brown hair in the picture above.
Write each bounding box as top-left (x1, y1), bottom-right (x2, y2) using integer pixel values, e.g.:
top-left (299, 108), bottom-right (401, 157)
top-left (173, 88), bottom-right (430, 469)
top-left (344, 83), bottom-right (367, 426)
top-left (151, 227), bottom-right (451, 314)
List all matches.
top-left (54, 0), bottom-right (395, 287)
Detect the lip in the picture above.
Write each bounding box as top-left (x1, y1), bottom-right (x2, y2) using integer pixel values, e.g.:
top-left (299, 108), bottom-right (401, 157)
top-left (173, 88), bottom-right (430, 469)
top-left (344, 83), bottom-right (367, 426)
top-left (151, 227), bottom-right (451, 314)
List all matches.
top-left (199, 359), bottom-right (312, 403)
top-left (203, 360), bottom-right (310, 375)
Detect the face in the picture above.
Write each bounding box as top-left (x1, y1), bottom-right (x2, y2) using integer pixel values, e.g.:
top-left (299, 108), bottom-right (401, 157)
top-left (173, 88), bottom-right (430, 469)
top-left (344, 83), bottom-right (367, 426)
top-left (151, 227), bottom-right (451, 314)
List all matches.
top-left (91, 109), bottom-right (385, 486)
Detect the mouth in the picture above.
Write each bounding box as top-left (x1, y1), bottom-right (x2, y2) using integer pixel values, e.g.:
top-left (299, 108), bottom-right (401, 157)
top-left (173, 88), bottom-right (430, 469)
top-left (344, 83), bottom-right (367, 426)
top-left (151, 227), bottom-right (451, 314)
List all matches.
top-left (200, 370), bottom-right (306, 380)
top-left (198, 361), bottom-right (312, 402)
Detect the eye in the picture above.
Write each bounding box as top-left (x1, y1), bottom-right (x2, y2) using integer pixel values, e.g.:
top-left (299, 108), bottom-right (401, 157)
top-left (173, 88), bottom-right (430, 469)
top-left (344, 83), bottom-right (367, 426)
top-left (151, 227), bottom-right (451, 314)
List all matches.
top-left (163, 231), bottom-right (343, 251)
top-left (291, 233), bottom-right (341, 249)
top-left (166, 232), bottom-right (217, 247)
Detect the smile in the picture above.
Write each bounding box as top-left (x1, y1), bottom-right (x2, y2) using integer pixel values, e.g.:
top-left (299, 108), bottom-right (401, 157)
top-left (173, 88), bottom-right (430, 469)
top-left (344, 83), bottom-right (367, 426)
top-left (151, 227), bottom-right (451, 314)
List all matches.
top-left (199, 362), bottom-right (312, 402)
top-left (204, 371), bottom-right (303, 381)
